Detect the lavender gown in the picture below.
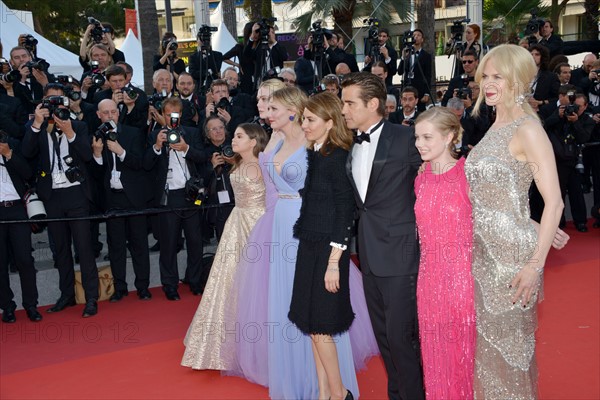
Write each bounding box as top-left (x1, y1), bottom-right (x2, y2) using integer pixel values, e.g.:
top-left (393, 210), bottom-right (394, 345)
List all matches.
top-left (223, 142), bottom-right (378, 398)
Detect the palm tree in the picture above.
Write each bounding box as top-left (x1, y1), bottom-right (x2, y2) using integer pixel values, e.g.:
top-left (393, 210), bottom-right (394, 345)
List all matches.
top-left (416, 0), bottom-right (435, 86)
top-left (483, 0), bottom-right (549, 44)
top-left (137, 0), bottom-right (160, 93)
top-left (222, 0), bottom-right (237, 38)
top-left (583, 0), bottom-right (599, 40)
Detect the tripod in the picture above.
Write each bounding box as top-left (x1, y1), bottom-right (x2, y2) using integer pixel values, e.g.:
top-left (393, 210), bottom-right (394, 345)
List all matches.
top-left (196, 46), bottom-right (220, 95)
top-left (401, 45), bottom-right (434, 108)
top-left (253, 39), bottom-right (272, 92)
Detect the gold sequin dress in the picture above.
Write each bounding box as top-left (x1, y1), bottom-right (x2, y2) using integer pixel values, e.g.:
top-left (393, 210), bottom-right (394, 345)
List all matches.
top-left (465, 116), bottom-right (540, 399)
top-left (181, 165), bottom-right (266, 370)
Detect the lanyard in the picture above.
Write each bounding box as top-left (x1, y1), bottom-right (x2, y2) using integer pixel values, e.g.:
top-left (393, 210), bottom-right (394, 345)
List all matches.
top-left (49, 132), bottom-right (63, 172)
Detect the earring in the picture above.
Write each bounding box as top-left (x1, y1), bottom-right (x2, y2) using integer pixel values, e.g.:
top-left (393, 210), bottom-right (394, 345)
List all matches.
top-left (289, 115), bottom-right (295, 121)
top-left (515, 94), bottom-right (525, 106)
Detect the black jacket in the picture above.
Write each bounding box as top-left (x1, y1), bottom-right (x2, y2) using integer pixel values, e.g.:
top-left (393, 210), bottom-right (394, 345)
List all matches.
top-left (0, 94), bottom-right (28, 139)
top-left (1, 138), bottom-right (33, 199)
top-left (398, 48), bottom-right (433, 103)
top-left (294, 146), bottom-right (355, 246)
top-left (363, 43), bottom-right (398, 86)
top-left (93, 88), bottom-right (149, 132)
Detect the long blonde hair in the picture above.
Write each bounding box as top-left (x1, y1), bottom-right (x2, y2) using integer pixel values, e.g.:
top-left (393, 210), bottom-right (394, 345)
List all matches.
top-left (270, 86), bottom-right (308, 124)
top-left (472, 44), bottom-right (539, 121)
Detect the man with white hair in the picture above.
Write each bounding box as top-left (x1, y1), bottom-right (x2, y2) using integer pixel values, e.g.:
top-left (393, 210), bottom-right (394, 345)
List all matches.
top-left (279, 68), bottom-right (297, 87)
top-left (384, 94), bottom-right (397, 120)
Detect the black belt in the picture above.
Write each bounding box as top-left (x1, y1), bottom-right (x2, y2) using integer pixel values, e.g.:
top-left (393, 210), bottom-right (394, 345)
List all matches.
top-left (0, 200), bottom-right (19, 207)
top-left (111, 188), bottom-right (125, 193)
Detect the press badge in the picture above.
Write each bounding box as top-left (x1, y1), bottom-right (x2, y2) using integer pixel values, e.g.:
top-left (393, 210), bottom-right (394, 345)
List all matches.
top-left (167, 167), bottom-right (174, 181)
top-left (218, 190), bottom-right (230, 204)
top-left (110, 170), bottom-right (121, 187)
top-left (52, 172), bottom-right (67, 185)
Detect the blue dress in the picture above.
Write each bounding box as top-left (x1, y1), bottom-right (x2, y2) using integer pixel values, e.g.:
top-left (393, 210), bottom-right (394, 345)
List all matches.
top-left (267, 141), bottom-right (359, 399)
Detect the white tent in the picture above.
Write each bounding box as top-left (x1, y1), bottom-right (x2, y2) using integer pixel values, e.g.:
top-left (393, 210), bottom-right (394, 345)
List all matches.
top-left (209, 2), bottom-right (241, 74)
top-left (118, 29), bottom-right (145, 90)
top-left (0, 1), bottom-right (82, 78)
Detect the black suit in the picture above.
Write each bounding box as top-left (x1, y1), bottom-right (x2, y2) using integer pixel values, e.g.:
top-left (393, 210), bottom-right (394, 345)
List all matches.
top-left (12, 73), bottom-right (53, 115)
top-left (245, 40), bottom-right (288, 88)
top-left (189, 49), bottom-right (223, 91)
top-left (540, 34), bottom-right (564, 58)
top-left (144, 126), bottom-right (207, 293)
top-left (91, 124), bottom-right (150, 293)
top-left (533, 70), bottom-right (559, 102)
top-left (21, 119), bottom-right (99, 302)
top-left (0, 140), bottom-right (39, 312)
top-left (398, 48), bottom-right (432, 111)
top-left (346, 120), bottom-right (424, 400)
top-left (0, 94), bottom-right (28, 139)
top-left (363, 43), bottom-right (398, 86)
top-left (93, 88), bottom-right (149, 132)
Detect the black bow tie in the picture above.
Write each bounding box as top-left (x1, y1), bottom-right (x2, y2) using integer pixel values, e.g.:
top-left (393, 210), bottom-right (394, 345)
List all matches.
top-left (354, 132), bottom-right (370, 144)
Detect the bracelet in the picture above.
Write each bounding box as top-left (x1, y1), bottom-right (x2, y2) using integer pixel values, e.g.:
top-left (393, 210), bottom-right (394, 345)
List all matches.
top-left (527, 264), bottom-right (544, 274)
top-left (327, 267), bottom-right (339, 272)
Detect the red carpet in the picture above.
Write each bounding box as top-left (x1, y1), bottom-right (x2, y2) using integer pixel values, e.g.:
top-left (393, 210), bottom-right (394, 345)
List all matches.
top-left (1, 226), bottom-right (598, 399)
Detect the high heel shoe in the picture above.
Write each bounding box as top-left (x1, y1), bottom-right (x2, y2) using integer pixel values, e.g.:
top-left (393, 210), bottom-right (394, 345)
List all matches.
top-left (344, 390), bottom-right (354, 400)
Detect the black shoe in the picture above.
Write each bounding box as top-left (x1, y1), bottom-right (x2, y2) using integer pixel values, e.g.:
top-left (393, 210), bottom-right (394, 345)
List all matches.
top-left (164, 290), bottom-right (180, 301)
top-left (576, 223), bottom-right (588, 233)
top-left (593, 219), bottom-right (600, 229)
top-left (47, 296), bottom-right (76, 313)
top-left (190, 286), bottom-right (203, 296)
top-left (1, 309), bottom-right (16, 323)
top-left (110, 290), bottom-right (129, 303)
top-left (25, 307), bottom-right (42, 322)
top-left (149, 242), bottom-right (160, 252)
top-left (82, 300), bottom-right (98, 318)
top-left (137, 288), bottom-right (152, 300)
top-left (345, 389), bottom-right (354, 400)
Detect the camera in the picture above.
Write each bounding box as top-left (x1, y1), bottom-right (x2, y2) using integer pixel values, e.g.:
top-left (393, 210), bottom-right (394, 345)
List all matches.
top-left (564, 91), bottom-right (579, 116)
top-left (310, 20), bottom-right (331, 51)
top-left (213, 97), bottom-right (230, 114)
top-left (526, 9), bottom-right (545, 35)
top-left (575, 146), bottom-right (585, 174)
top-left (257, 17), bottom-right (277, 43)
top-left (88, 17), bottom-right (109, 43)
top-left (198, 25), bottom-right (218, 49)
top-left (95, 120), bottom-right (118, 142)
top-left (63, 84), bottom-right (82, 102)
top-left (57, 75), bottom-right (73, 84)
top-left (363, 18), bottom-right (380, 57)
top-left (122, 87), bottom-right (139, 100)
top-left (262, 66), bottom-right (281, 81)
top-left (89, 61), bottom-right (106, 87)
top-left (0, 129), bottom-right (8, 143)
top-left (25, 60), bottom-right (45, 72)
top-left (149, 90), bottom-right (167, 111)
top-left (162, 39), bottom-right (178, 53)
top-left (184, 176), bottom-right (207, 205)
top-left (42, 96), bottom-right (71, 121)
top-left (0, 70), bottom-right (21, 83)
top-left (166, 113), bottom-right (181, 144)
top-left (457, 87), bottom-right (472, 100)
top-left (63, 155), bottom-right (85, 183)
top-left (22, 34), bottom-right (38, 51)
top-left (309, 83), bottom-right (327, 96)
top-left (220, 144), bottom-right (234, 158)
top-left (250, 116), bottom-right (273, 136)
top-left (402, 30), bottom-right (415, 49)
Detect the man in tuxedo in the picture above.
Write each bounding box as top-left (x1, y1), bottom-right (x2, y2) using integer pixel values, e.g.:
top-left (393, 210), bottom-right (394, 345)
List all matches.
top-left (189, 31), bottom-right (223, 93)
top-left (9, 46), bottom-right (54, 115)
top-left (441, 49), bottom-right (479, 106)
top-left (21, 83), bottom-right (99, 318)
top-left (143, 97), bottom-right (207, 299)
top-left (94, 65), bottom-right (148, 132)
top-left (176, 72), bottom-right (203, 128)
top-left (538, 20), bottom-right (564, 58)
top-left (389, 86), bottom-right (420, 126)
top-left (398, 29), bottom-right (432, 111)
top-left (91, 100), bottom-right (151, 301)
top-left (245, 23), bottom-right (288, 90)
top-left (0, 137), bottom-right (42, 323)
top-left (341, 72), bottom-right (424, 400)
top-left (363, 28), bottom-right (398, 86)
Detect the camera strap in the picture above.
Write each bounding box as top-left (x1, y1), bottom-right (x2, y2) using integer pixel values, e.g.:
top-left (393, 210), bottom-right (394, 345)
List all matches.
top-left (174, 151), bottom-right (189, 181)
top-left (49, 130), bottom-right (63, 172)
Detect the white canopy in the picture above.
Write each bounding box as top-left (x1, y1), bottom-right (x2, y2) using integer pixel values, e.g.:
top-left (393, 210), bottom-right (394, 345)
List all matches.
top-left (0, 0), bottom-right (83, 78)
top-left (118, 29), bottom-right (145, 90)
top-left (209, 2), bottom-right (241, 73)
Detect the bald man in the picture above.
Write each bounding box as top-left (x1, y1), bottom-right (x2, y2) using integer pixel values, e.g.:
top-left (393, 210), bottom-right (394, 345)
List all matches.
top-left (570, 53), bottom-right (598, 93)
top-left (92, 99), bottom-right (151, 301)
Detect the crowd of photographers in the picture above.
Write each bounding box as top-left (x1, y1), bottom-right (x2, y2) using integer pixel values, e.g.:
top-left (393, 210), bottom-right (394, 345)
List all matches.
top-left (0, 16), bottom-right (599, 323)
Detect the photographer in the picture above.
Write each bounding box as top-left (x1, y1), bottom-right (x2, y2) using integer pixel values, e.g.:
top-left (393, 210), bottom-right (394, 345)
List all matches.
top-left (189, 26), bottom-right (223, 93)
top-left (94, 65), bottom-right (148, 132)
top-left (441, 49), bottom-right (478, 106)
top-left (0, 134), bottom-right (42, 323)
top-left (205, 79), bottom-right (252, 134)
top-left (328, 31), bottom-right (358, 73)
top-left (153, 32), bottom-right (186, 83)
top-left (147, 69), bottom-right (175, 132)
top-left (537, 20), bottom-right (564, 59)
top-left (222, 22), bottom-right (256, 95)
top-left (363, 27), bottom-right (398, 86)
top-left (371, 61), bottom-right (400, 102)
top-left (176, 72), bottom-right (203, 128)
top-left (9, 46), bottom-right (54, 114)
top-left (554, 62), bottom-right (572, 87)
top-left (389, 86), bottom-right (419, 126)
top-left (79, 20), bottom-right (125, 73)
top-left (398, 29), bottom-right (432, 111)
top-left (222, 67), bottom-right (256, 113)
top-left (143, 97), bottom-right (208, 299)
top-left (447, 85), bottom-right (490, 150)
top-left (90, 99), bottom-right (151, 302)
top-left (80, 44), bottom-right (112, 103)
top-left (21, 83), bottom-right (99, 318)
top-left (245, 20), bottom-right (288, 89)
top-left (303, 26), bottom-right (336, 78)
top-left (200, 115), bottom-right (235, 241)
top-left (528, 44), bottom-right (560, 110)
top-left (0, 78), bottom-right (28, 139)
top-left (571, 54), bottom-right (598, 94)
top-left (539, 90), bottom-right (594, 231)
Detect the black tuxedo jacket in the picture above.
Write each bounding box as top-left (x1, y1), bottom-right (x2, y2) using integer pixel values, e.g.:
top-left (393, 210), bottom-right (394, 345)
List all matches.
top-left (189, 50), bottom-right (223, 87)
top-left (346, 120), bottom-right (421, 277)
top-left (12, 73), bottom-right (54, 114)
top-left (93, 88), bottom-right (149, 132)
top-left (90, 124), bottom-right (147, 209)
top-left (143, 126), bottom-right (207, 206)
top-left (398, 48), bottom-right (432, 101)
top-left (244, 41), bottom-right (288, 81)
top-left (21, 119), bottom-right (93, 202)
top-left (2, 138), bottom-right (33, 199)
top-left (533, 70), bottom-right (560, 102)
top-left (363, 43), bottom-right (398, 86)
top-left (0, 94), bottom-right (28, 139)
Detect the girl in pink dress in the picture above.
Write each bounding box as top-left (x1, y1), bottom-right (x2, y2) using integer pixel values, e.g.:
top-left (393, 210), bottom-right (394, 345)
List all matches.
top-left (414, 107), bottom-right (475, 399)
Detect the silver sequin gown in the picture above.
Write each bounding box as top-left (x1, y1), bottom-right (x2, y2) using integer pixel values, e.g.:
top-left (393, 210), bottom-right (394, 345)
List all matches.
top-left (465, 116), bottom-right (540, 399)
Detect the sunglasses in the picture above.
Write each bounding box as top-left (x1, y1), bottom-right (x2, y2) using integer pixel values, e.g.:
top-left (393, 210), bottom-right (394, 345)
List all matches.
top-left (462, 60), bottom-right (475, 64)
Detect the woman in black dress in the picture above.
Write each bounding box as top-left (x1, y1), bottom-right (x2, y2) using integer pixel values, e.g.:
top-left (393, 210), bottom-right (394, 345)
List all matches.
top-left (289, 91), bottom-right (356, 400)
top-left (153, 32), bottom-right (186, 82)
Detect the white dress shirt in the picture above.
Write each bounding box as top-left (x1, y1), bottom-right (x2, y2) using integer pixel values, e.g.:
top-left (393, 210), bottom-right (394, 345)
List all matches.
top-left (0, 160), bottom-right (21, 202)
top-left (351, 120), bottom-right (384, 203)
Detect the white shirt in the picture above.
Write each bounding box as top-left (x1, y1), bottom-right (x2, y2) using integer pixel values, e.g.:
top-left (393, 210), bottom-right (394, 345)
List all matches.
top-left (351, 120), bottom-right (384, 203)
top-left (93, 148), bottom-right (127, 190)
top-left (0, 159), bottom-right (21, 202)
top-left (153, 145), bottom-right (190, 190)
top-left (31, 126), bottom-right (80, 190)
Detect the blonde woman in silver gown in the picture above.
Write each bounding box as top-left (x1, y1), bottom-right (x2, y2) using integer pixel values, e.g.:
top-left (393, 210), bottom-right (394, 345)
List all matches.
top-left (182, 123), bottom-right (269, 370)
top-left (465, 44), bottom-right (563, 399)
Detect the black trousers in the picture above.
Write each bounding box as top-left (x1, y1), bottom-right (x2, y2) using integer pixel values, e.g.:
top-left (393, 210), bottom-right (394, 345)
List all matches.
top-left (557, 162), bottom-right (587, 225)
top-left (106, 191), bottom-right (150, 292)
top-left (363, 273), bottom-right (425, 400)
top-left (158, 189), bottom-right (203, 292)
top-left (46, 185), bottom-right (98, 301)
top-left (0, 203), bottom-right (38, 311)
